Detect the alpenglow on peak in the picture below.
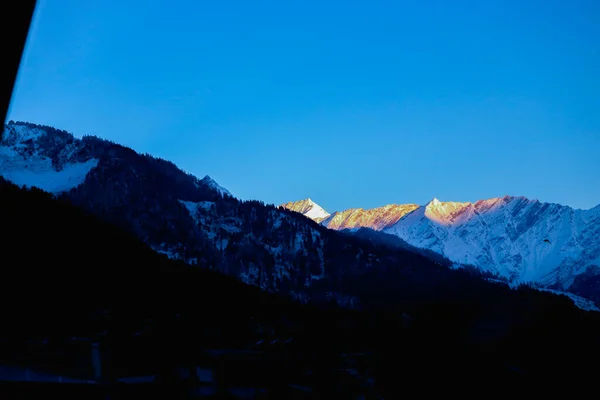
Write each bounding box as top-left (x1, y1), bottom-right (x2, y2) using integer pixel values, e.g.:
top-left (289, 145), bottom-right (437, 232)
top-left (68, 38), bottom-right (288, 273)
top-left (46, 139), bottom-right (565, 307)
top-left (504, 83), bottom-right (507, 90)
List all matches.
top-left (280, 198), bottom-right (330, 221)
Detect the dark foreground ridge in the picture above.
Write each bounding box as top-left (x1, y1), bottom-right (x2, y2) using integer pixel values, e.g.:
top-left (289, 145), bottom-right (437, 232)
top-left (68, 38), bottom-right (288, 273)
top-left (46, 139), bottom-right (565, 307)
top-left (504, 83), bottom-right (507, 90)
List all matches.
top-left (1, 175), bottom-right (599, 397)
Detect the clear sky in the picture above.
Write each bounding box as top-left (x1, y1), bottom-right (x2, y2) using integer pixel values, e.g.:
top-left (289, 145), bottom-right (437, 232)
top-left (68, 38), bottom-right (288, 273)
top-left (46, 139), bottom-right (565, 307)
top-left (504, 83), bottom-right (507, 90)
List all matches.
top-left (7, 0), bottom-right (600, 212)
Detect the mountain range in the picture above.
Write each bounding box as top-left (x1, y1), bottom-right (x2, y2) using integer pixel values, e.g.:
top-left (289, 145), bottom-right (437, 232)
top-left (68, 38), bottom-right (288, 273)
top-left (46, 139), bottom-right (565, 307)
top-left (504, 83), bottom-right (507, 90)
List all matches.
top-left (282, 195), bottom-right (600, 296)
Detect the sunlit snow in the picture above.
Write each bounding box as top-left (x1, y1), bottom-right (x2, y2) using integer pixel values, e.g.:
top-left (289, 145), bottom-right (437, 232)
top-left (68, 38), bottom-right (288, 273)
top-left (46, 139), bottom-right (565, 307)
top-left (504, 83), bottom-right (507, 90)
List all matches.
top-left (280, 198), bottom-right (330, 221)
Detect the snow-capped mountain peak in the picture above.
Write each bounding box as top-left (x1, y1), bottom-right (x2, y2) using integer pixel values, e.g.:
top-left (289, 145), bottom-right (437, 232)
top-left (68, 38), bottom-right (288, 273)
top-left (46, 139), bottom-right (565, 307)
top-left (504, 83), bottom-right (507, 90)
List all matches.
top-left (199, 175), bottom-right (232, 197)
top-left (424, 198), bottom-right (472, 225)
top-left (280, 198), bottom-right (330, 221)
top-left (283, 200), bottom-right (420, 232)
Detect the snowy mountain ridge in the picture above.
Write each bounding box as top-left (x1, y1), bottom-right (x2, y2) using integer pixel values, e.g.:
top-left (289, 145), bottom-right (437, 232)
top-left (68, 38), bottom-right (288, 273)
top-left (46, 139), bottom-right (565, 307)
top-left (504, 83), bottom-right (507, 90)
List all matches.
top-left (320, 203), bottom-right (420, 231)
top-left (0, 122), bottom-right (230, 198)
top-left (280, 198), bottom-right (330, 222)
top-left (282, 196), bottom-right (600, 291)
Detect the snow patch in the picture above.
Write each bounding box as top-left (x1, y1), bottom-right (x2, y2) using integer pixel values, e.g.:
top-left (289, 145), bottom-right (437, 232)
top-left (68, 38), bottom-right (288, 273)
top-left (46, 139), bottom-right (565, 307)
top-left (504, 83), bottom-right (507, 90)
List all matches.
top-left (0, 146), bottom-right (98, 193)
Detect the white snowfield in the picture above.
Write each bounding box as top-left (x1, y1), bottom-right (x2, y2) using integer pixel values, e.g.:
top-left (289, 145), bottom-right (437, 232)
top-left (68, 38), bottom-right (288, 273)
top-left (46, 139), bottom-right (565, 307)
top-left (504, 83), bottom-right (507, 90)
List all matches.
top-left (0, 124), bottom-right (98, 193)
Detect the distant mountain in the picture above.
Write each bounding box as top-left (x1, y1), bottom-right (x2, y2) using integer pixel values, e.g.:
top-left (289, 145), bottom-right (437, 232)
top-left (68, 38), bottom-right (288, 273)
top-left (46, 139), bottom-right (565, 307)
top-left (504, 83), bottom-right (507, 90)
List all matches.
top-left (282, 196), bottom-right (600, 295)
top-left (280, 198), bottom-right (330, 222)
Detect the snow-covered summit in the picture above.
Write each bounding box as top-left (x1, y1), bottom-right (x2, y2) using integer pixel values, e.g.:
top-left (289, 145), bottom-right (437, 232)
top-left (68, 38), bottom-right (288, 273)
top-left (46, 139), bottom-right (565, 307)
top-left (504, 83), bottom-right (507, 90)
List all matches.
top-left (424, 198), bottom-right (472, 226)
top-left (199, 175), bottom-right (232, 197)
top-left (280, 198), bottom-right (330, 222)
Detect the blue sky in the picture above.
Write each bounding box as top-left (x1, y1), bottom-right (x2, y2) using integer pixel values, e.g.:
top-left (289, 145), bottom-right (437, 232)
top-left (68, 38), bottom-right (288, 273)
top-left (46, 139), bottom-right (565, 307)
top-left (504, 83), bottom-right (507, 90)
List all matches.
top-left (7, 0), bottom-right (600, 211)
